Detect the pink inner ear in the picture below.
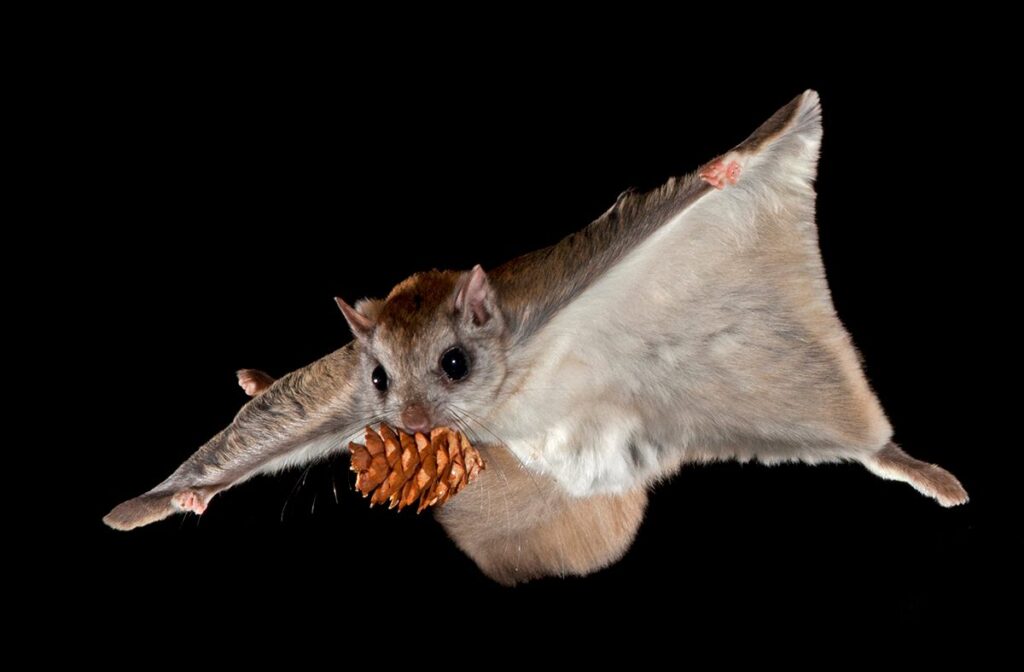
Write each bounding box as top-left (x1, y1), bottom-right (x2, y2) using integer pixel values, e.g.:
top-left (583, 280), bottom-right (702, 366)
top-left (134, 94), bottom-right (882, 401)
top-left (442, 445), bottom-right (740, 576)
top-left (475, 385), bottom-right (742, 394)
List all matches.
top-left (456, 265), bottom-right (491, 326)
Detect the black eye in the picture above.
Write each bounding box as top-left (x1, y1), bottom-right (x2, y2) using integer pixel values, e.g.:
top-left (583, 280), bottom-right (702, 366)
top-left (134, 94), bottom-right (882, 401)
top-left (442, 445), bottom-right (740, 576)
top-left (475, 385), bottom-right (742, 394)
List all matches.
top-left (371, 364), bottom-right (389, 392)
top-left (441, 347), bottom-right (470, 381)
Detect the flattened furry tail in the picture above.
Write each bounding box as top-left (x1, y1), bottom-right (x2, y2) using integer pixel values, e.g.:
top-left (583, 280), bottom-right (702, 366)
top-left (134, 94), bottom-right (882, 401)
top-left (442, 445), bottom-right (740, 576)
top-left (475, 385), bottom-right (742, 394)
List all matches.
top-left (863, 443), bottom-right (969, 507)
top-left (103, 491), bottom-right (177, 531)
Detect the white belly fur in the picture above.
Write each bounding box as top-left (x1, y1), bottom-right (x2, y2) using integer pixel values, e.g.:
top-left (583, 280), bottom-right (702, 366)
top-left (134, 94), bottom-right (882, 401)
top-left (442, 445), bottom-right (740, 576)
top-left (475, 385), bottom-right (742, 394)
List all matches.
top-left (490, 106), bottom-right (892, 497)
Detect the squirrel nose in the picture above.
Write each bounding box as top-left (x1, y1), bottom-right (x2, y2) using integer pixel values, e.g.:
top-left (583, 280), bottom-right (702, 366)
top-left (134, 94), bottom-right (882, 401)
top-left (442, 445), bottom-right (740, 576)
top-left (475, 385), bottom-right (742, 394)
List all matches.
top-left (400, 404), bottom-right (432, 434)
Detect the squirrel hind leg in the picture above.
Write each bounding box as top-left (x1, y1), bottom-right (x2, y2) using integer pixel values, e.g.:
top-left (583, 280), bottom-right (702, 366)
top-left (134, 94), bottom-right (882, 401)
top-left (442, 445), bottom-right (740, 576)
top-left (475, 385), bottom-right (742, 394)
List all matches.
top-left (863, 443), bottom-right (968, 507)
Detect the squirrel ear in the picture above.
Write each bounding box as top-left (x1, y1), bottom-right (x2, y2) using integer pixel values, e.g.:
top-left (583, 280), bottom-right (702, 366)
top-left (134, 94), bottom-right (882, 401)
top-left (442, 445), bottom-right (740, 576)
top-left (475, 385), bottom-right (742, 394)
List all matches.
top-left (454, 265), bottom-right (495, 327)
top-left (335, 297), bottom-right (376, 340)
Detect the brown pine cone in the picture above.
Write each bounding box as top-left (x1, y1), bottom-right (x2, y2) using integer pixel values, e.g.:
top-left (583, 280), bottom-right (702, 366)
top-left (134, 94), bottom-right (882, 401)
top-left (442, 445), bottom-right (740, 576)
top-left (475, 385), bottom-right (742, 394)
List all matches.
top-left (348, 425), bottom-right (485, 513)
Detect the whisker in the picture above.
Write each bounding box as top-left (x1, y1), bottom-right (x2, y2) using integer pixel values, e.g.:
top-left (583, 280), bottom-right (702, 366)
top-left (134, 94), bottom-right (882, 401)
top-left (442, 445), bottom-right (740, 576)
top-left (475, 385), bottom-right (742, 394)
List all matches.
top-left (450, 405), bottom-right (577, 578)
top-left (446, 413), bottom-right (493, 526)
top-left (278, 413), bottom-right (390, 523)
top-left (449, 410), bottom-right (516, 567)
top-left (281, 463), bottom-right (314, 523)
top-left (449, 407), bottom-right (572, 576)
top-left (452, 405), bottom-right (566, 485)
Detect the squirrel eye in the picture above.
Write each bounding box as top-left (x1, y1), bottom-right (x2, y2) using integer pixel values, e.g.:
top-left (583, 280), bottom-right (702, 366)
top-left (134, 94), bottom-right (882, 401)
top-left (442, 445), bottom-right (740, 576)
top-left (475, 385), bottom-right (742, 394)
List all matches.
top-left (441, 347), bottom-right (469, 381)
top-left (372, 365), bottom-right (389, 392)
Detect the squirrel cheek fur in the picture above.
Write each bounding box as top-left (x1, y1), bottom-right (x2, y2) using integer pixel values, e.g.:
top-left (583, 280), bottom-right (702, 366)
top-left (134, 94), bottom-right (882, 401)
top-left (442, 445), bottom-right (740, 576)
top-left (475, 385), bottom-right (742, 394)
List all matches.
top-left (105, 91), bottom-right (967, 584)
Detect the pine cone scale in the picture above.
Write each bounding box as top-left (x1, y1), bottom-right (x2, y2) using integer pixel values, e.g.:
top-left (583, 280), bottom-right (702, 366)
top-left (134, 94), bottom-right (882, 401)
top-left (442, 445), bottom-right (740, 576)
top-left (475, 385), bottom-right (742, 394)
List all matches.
top-left (349, 425), bottom-right (485, 512)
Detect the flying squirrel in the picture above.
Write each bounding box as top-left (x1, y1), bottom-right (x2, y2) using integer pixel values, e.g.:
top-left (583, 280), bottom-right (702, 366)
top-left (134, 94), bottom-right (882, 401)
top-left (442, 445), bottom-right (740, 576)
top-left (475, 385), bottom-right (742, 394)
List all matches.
top-left (105, 91), bottom-right (967, 585)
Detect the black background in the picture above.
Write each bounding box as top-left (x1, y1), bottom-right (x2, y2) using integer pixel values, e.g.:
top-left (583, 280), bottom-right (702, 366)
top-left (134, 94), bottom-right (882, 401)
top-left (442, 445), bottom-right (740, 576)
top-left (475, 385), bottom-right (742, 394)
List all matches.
top-left (62, 36), bottom-right (1009, 640)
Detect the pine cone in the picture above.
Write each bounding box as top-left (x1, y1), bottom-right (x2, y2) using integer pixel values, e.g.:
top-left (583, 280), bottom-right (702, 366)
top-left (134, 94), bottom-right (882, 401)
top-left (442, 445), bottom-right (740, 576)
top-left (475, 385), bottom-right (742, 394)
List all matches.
top-left (348, 425), bottom-right (485, 513)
